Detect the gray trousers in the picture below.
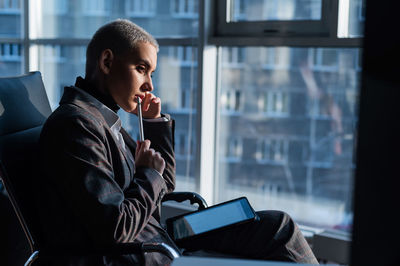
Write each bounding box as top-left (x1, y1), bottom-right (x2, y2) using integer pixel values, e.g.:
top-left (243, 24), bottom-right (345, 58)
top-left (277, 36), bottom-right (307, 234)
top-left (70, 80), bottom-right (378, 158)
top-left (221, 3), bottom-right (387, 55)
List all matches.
top-left (179, 210), bottom-right (319, 264)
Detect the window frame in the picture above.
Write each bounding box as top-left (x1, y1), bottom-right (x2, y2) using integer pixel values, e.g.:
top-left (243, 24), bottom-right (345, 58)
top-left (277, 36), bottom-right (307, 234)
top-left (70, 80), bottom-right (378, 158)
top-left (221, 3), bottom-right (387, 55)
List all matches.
top-left (216, 0), bottom-right (332, 37)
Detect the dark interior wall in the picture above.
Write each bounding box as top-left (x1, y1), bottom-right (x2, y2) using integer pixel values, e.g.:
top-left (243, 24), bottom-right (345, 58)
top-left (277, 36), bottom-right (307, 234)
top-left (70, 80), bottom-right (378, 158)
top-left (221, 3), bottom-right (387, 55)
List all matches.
top-left (351, 1), bottom-right (400, 266)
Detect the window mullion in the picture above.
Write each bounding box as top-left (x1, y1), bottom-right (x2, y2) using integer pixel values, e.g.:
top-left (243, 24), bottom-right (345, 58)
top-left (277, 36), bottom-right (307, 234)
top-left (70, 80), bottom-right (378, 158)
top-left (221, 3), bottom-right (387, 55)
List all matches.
top-left (23, 0), bottom-right (29, 73)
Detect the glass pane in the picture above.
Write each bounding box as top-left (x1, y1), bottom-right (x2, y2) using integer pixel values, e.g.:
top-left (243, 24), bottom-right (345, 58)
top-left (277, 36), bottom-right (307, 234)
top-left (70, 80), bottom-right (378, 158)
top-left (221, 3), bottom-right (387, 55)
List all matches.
top-left (34, 0), bottom-right (198, 38)
top-left (33, 45), bottom-right (85, 109)
top-left (348, 0), bottom-right (365, 37)
top-left (217, 47), bottom-right (361, 232)
top-left (0, 0), bottom-right (22, 37)
top-left (0, 42), bottom-right (23, 77)
top-left (231, 0), bottom-right (322, 22)
top-left (148, 45), bottom-right (199, 192)
top-left (35, 44), bottom-right (199, 193)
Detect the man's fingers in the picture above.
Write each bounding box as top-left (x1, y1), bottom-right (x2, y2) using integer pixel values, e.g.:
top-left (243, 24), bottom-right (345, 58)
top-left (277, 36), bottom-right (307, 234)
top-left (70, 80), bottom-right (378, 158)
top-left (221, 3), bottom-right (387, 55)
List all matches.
top-left (138, 139), bottom-right (151, 154)
top-left (142, 93), bottom-right (155, 111)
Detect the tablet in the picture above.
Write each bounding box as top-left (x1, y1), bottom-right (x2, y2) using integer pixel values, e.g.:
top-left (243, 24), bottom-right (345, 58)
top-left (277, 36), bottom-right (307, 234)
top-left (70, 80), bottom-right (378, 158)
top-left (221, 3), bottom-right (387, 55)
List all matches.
top-left (166, 197), bottom-right (258, 243)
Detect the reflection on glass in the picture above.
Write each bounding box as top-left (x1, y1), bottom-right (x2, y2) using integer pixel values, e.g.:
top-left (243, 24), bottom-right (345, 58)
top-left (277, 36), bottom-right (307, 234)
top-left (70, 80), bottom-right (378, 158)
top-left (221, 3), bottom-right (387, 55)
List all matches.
top-left (0, 0), bottom-right (22, 37)
top-left (231, 0), bottom-right (322, 22)
top-left (217, 47), bottom-right (360, 232)
top-left (0, 43), bottom-right (23, 77)
top-left (34, 0), bottom-right (198, 38)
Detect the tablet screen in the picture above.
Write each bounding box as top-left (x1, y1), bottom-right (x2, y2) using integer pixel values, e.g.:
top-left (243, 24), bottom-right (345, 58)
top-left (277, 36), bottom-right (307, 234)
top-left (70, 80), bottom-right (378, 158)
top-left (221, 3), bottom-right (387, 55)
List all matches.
top-left (170, 198), bottom-right (255, 241)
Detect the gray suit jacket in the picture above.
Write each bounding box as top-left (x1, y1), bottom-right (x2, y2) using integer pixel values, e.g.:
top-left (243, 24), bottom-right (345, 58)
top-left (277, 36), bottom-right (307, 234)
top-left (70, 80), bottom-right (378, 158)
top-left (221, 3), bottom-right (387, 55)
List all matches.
top-left (38, 86), bottom-right (177, 265)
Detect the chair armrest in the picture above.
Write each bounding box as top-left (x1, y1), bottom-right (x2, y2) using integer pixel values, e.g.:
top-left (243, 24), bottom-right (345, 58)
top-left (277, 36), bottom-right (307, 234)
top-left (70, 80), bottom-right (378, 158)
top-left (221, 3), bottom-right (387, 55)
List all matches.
top-left (162, 192), bottom-right (208, 210)
top-left (31, 242), bottom-right (179, 266)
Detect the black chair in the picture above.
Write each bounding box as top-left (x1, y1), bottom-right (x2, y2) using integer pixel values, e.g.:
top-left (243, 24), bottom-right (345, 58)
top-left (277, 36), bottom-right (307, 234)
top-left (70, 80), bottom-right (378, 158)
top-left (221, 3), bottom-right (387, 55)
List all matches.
top-left (0, 72), bottom-right (204, 265)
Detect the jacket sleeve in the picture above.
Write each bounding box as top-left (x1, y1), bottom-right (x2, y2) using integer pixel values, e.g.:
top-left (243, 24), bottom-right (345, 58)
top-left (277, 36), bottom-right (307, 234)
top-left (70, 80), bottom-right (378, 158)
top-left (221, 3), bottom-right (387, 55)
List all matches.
top-left (142, 117), bottom-right (176, 193)
top-left (39, 112), bottom-right (167, 245)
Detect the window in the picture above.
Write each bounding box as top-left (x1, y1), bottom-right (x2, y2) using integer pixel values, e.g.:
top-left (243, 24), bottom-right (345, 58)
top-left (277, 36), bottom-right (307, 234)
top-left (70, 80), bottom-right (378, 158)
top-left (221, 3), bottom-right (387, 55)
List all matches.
top-left (126, 0), bottom-right (156, 17)
top-left (180, 88), bottom-right (195, 110)
top-left (2, 0), bottom-right (363, 242)
top-left (0, 0), bottom-right (20, 14)
top-left (231, 0), bottom-right (322, 22)
top-left (262, 47), bottom-right (290, 70)
top-left (233, 0), bottom-right (246, 20)
top-left (216, 47), bottom-right (359, 232)
top-left (82, 0), bottom-right (110, 16)
top-left (43, 45), bottom-right (66, 63)
top-left (256, 138), bottom-right (289, 163)
top-left (43, 0), bottom-right (68, 15)
top-left (310, 48), bottom-right (339, 72)
top-left (171, 0), bottom-right (198, 18)
top-left (220, 89), bottom-right (242, 114)
top-left (175, 130), bottom-right (194, 159)
top-left (224, 136), bottom-right (243, 162)
top-left (0, 43), bottom-right (21, 61)
top-left (258, 91), bottom-right (290, 116)
top-left (358, 0), bottom-right (366, 21)
top-left (169, 46), bottom-right (198, 67)
top-left (219, 0), bottom-right (327, 36)
top-left (222, 47), bottom-right (245, 68)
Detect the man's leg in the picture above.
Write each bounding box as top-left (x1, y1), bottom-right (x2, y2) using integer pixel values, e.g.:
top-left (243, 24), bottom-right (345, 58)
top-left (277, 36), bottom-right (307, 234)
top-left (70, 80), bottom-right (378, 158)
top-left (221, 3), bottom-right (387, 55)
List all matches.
top-left (178, 210), bottom-right (318, 264)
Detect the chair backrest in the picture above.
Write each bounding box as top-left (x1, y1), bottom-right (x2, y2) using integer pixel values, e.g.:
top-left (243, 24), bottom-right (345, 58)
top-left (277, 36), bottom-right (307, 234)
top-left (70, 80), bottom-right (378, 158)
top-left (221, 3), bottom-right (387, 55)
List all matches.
top-left (0, 72), bottom-right (52, 253)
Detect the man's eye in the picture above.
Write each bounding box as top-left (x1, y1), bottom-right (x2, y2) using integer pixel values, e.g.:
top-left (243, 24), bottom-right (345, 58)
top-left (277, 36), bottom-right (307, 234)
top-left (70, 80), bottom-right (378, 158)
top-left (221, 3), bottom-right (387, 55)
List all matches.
top-left (137, 66), bottom-right (146, 72)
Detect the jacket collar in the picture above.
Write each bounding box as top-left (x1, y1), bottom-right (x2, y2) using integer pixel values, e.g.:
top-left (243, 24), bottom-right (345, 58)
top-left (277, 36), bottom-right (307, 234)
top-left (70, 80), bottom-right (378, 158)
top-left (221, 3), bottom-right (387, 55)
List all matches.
top-left (60, 85), bottom-right (120, 129)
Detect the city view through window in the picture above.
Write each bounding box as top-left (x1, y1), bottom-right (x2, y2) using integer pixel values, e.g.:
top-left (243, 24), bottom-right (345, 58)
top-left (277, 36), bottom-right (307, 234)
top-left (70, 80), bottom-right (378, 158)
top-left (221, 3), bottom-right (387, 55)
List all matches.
top-left (0, 0), bottom-right (363, 232)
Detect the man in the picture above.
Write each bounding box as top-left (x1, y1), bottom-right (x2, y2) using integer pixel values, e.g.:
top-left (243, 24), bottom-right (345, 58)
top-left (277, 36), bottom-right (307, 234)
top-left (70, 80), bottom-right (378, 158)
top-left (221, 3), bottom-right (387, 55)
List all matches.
top-left (38, 19), bottom-right (318, 265)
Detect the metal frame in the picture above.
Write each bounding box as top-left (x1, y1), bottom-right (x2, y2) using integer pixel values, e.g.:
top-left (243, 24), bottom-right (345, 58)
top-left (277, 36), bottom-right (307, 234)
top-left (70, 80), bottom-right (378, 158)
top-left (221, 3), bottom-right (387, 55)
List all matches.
top-left (216, 0), bottom-right (331, 37)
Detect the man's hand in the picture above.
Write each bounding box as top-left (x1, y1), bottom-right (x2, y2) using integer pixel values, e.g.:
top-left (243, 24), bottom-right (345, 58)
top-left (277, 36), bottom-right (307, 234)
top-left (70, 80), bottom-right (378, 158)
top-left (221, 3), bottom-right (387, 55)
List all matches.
top-left (135, 139), bottom-right (165, 175)
top-left (135, 92), bottom-right (161, 119)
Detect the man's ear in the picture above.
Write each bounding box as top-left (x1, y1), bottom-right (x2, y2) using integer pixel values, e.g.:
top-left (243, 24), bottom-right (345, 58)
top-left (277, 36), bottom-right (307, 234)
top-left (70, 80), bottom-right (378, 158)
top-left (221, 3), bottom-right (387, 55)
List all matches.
top-left (99, 49), bottom-right (114, 75)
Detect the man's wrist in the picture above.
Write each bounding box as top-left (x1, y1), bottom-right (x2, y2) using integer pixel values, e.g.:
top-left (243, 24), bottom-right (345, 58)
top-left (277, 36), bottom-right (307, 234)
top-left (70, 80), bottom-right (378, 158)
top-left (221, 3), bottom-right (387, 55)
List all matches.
top-left (143, 113), bottom-right (170, 122)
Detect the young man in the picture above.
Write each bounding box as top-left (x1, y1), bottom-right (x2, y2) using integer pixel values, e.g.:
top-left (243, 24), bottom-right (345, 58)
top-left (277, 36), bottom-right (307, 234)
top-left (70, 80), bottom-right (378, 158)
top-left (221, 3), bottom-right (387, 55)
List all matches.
top-left (38, 19), bottom-right (318, 265)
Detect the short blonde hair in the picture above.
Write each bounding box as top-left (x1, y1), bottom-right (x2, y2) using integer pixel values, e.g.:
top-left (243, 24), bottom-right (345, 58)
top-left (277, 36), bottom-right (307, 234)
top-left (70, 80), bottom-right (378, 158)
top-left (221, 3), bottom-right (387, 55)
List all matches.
top-left (85, 19), bottom-right (159, 77)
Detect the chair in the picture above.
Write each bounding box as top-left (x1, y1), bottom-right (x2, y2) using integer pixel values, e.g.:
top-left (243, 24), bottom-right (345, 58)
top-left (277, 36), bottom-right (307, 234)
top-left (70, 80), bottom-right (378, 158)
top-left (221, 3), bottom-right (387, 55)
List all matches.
top-left (0, 72), bottom-right (191, 265)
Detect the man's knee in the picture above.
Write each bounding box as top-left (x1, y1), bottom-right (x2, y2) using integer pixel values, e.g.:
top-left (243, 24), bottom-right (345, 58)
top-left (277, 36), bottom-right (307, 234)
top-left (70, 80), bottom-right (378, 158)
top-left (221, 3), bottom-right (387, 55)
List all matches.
top-left (256, 210), bottom-right (297, 241)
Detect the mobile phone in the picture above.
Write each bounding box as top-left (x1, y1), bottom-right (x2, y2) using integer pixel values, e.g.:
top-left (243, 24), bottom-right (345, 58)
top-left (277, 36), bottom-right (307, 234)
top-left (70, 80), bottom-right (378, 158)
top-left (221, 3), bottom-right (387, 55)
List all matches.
top-left (166, 197), bottom-right (258, 243)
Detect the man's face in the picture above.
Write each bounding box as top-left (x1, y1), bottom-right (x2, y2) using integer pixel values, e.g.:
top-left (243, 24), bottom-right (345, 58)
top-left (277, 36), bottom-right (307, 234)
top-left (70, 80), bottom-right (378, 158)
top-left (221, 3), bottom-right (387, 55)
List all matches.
top-left (106, 41), bottom-right (157, 113)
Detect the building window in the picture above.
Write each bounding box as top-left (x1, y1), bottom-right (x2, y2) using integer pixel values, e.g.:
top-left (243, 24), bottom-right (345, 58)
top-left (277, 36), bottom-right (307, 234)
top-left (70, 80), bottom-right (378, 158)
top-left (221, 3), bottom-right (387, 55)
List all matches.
top-left (43, 0), bottom-right (68, 15)
top-left (0, 43), bottom-right (21, 61)
top-left (0, 0), bottom-right (20, 13)
top-left (263, 0), bottom-right (296, 20)
top-left (220, 89), bottom-right (242, 114)
top-left (169, 46), bottom-right (197, 67)
top-left (171, 0), bottom-right (198, 18)
top-left (222, 47), bottom-right (245, 68)
top-left (262, 47), bottom-right (291, 70)
top-left (358, 0), bottom-right (366, 21)
top-left (180, 88), bottom-right (195, 110)
top-left (225, 136), bottom-right (243, 161)
top-left (310, 48), bottom-right (339, 72)
top-left (258, 91), bottom-right (290, 116)
top-left (43, 45), bottom-right (66, 63)
top-left (256, 138), bottom-right (288, 163)
top-left (233, 0), bottom-right (246, 20)
top-left (175, 130), bottom-right (194, 159)
top-left (82, 0), bottom-right (110, 16)
top-left (126, 0), bottom-right (156, 17)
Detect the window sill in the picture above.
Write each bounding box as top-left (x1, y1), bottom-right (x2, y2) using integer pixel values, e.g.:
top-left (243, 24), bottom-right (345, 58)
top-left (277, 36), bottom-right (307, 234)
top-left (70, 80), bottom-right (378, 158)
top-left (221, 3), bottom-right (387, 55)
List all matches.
top-left (300, 225), bottom-right (351, 265)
